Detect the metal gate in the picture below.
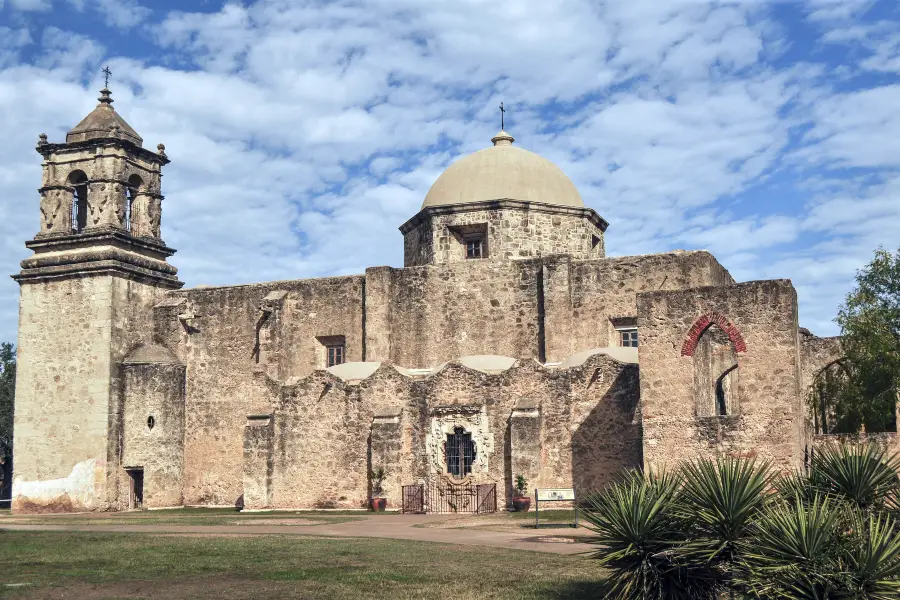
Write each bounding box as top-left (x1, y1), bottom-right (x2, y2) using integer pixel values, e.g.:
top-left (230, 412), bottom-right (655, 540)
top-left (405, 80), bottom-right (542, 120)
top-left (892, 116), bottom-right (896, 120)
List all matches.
top-left (402, 484), bottom-right (425, 513)
top-left (401, 480), bottom-right (497, 514)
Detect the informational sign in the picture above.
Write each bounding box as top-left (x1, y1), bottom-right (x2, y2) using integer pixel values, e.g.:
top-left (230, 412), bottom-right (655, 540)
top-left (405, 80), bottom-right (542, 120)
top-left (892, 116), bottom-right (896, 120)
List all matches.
top-left (534, 488), bottom-right (578, 528)
top-left (536, 488), bottom-right (575, 501)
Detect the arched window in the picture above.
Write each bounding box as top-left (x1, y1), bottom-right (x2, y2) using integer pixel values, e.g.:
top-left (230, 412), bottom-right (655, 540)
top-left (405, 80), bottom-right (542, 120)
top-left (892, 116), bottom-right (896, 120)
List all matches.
top-left (445, 426), bottom-right (476, 477)
top-left (693, 324), bottom-right (739, 417)
top-left (68, 170), bottom-right (88, 233)
top-left (125, 174), bottom-right (143, 235)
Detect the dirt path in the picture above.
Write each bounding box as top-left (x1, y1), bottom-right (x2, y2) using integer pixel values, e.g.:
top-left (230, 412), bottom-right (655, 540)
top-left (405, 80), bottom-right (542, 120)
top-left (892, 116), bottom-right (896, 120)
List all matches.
top-left (1, 514), bottom-right (592, 555)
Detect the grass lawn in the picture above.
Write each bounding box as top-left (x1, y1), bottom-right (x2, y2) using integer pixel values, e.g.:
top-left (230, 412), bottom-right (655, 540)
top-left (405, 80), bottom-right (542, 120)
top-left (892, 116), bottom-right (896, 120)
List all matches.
top-left (2, 507), bottom-right (371, 527)
top-left (0, 531), bottom-right (606, 599)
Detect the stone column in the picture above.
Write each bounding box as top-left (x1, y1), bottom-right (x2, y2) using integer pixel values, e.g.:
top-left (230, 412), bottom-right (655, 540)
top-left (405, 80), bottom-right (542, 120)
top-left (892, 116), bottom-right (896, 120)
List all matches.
top-left (243, 414), bottom-right (274, 509)
top-left (364, 267), bottom-right (395, 362)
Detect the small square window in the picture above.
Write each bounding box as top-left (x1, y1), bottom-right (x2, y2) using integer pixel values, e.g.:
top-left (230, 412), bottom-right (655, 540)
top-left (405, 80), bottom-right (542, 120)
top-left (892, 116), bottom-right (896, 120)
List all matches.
top-left (465, 238), bottom-right (483, 259)
top-left (326, 344), bottom-right (345, 367)
top-left (619, 329), bottom-right (638, 348)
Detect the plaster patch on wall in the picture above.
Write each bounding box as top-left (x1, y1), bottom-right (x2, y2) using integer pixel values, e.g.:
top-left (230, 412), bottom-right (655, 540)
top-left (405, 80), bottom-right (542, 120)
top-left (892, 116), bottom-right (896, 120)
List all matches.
top-left (426, 405), bottom-right (495, 479)
top-left (12, 458), bottom-right (100, 511)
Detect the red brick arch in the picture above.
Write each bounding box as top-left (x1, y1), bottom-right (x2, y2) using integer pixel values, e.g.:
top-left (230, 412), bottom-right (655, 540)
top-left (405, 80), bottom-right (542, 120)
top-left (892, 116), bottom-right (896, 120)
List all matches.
top-left (680, 312), bottom-right (747, 357)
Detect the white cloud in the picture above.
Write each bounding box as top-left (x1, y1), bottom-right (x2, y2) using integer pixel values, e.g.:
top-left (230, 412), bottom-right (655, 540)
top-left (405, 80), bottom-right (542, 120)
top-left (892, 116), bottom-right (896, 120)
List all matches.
top-left (0, 0), bottom-right (898, 343)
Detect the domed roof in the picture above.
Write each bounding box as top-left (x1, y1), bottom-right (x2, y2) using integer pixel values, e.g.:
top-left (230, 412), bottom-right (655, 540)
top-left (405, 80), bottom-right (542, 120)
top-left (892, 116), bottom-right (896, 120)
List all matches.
top-left (67, 88), bottom-right (143, 146)
top-left (422, 131), bottom-right (583, 209)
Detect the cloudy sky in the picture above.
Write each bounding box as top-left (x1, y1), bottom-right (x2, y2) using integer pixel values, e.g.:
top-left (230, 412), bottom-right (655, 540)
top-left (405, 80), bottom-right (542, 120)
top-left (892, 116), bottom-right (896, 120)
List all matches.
top-left (0, 0), bottom-right (898, 343)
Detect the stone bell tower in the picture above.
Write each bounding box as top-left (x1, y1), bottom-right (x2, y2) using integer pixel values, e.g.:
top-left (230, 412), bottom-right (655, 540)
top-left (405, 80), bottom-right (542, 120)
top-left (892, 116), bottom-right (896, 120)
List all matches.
top-left (10, 85), bottom-right (182, 513)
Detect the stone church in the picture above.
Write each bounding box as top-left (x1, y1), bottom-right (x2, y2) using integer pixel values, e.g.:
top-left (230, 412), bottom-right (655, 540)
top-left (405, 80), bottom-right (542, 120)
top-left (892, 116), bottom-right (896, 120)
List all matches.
top-left (11, 88), bottom-right (848, 513)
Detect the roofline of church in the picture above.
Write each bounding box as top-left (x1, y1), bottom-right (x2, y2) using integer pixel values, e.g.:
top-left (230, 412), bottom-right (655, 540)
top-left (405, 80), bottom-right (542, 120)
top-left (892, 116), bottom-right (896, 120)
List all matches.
top-left (398, 198), bottom-right (609, 234)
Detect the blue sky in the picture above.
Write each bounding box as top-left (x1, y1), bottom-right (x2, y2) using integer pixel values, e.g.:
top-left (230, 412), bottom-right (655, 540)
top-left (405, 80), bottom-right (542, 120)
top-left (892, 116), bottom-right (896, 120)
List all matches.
top-left (1, 0), bottom-right (899, 344)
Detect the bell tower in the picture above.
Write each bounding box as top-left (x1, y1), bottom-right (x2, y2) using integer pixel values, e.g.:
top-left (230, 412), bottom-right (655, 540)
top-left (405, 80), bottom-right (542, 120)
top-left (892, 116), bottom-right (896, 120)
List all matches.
top-left (11, 85), bottom-right (182, 513)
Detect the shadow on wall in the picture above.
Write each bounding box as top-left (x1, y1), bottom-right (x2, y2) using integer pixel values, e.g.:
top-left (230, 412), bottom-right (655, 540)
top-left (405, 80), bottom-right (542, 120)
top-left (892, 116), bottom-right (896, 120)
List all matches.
top-left (571, 367), bottom-right (642, 496)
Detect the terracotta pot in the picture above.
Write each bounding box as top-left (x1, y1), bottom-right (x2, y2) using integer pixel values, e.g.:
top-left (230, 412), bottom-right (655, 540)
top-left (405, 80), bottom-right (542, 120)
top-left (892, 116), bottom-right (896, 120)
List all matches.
top-left (370, 497), bottom-right (387, 512)
top-left (512, 496), bottom-right (531, 512)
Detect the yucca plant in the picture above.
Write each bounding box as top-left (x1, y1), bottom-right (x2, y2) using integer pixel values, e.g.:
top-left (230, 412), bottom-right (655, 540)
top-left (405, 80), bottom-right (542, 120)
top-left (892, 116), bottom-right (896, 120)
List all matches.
top-left (677, 456), bottom-right (775, 589)
top-left (581, 470), bottom-right (716, 600)
top-left (843, 511), bottom-right (900, 599)
top-left (810, 443), bottom-right (900, 512)
top-left (737, 493), bottom-right (845, 599)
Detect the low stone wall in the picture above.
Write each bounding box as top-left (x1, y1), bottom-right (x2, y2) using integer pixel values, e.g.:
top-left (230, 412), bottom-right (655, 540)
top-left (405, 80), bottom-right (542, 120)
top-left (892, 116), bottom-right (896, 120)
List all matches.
top-left (243, 351), bottom-right (642, 510)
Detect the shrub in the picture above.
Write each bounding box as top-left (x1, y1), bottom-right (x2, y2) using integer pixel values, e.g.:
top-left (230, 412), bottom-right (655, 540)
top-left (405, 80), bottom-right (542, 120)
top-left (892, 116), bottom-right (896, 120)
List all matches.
top-left (583, 445), bottom-right (900, 599)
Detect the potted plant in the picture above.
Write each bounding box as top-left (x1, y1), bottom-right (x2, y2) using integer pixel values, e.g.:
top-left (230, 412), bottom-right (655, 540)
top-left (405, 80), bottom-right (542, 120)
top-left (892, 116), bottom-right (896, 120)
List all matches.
top-left (370, 466), bottom-right (387, 511)
top-left (512, 474), bottom-right (531, 512)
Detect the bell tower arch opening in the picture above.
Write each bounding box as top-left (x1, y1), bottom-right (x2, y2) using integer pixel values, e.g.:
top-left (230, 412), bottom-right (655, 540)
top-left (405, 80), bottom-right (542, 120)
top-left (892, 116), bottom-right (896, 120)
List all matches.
top-left (69, 170), bottom-right (89, 233)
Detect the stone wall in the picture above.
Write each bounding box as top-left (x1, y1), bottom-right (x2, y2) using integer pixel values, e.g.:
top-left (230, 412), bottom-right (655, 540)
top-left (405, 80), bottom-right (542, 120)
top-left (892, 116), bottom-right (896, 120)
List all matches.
top-left (12, 274), bottom-right (167, 513)
top-left (260, 351), bottom-right (640, 510)
top-left (638, 280), bottom-right (803, 473)
top-left (401, 202), bottom-right (606, 267)
top-left (120, 358), bottom-right (186, 508)
top-left (544, 250), bottom-right (734, 362)
top-left (364, 260), bottom-right (543, 367)
top-left (151, 276), bottom-right (365, 506)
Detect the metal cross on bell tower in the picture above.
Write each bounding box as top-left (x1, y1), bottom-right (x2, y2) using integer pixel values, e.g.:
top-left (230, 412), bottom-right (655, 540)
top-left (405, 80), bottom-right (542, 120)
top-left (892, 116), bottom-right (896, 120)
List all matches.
top-left (103, 66), bottom-right (112, 89)
top-left (499, 101), bottom-right (506, 130)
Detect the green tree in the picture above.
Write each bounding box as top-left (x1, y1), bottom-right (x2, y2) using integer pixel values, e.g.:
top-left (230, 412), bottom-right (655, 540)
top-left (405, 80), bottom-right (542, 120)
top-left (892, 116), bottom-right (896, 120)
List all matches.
top-left (0, 342), bottom-right (15, 507)
top-left (832, 247), bottom-right (900, 433)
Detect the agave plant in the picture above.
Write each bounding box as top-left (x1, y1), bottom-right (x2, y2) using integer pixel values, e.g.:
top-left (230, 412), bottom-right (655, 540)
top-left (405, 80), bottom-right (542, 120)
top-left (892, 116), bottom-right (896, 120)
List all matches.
top-left (676, 456), bottom-right (775, 587)
top-left (810, 443), bottom-right (900, 511)
top-left (581, 470), bottom-right (717, 600)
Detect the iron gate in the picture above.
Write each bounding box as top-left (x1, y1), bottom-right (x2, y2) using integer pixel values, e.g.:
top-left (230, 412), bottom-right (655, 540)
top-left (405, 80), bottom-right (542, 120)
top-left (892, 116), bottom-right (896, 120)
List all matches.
top-left (401, 480), bottom-right (497, 514)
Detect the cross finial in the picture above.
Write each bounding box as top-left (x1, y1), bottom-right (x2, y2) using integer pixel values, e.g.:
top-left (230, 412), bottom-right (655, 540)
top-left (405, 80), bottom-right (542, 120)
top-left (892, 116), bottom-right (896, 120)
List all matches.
top-left (102, 66), bottom-right (112, 89)
top-left (499, 101), bottom-right (506, 130)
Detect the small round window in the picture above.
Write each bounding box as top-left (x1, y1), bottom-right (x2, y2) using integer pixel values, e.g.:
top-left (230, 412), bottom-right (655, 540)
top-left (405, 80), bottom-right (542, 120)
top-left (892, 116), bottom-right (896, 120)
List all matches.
top-left (147, 416), bottom-right (155, 430)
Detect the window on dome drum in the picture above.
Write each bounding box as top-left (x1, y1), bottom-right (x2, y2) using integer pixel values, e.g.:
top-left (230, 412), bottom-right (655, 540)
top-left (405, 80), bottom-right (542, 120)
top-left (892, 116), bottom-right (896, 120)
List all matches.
top-left (445, 426), bottom-right (476, 477)
top-left (619, 328), bottom-right (639, 348)
top-left (327, 344), bottom-right (344, 367)
top-left (466, 237), bottom-right (484, 259)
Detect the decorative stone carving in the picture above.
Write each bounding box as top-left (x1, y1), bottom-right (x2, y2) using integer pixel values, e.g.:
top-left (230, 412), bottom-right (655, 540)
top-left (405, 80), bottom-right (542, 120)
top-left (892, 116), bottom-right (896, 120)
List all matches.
top-left (148, 198), bottom-right (162, 238)
top-left (39, 189), bottom-right (66, 234)
top-left (425, 405), bottom-right (494, 479)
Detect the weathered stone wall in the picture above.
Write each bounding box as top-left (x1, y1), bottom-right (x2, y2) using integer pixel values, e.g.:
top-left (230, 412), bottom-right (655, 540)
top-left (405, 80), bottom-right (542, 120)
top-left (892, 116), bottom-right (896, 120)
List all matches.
top-left (812, 432), bottom-right (900, 457)
top-left (12, 274), bottom-right (167, 513)
top-left (544, 251), bottom-right (734, 363)
top-left (366, 259), bottom-right (543, 367)
top-left (120, 360), bottom-right (186, 508)
top-left (402, 203), bottom-right (605, 267)
top-left (638, 280), bottom-right (803, 473)
top-left (799, 333), bottom-right (843, 394)
top-left (12, 277), bottom-right (115, 512)
top-left (152, 276), bottom-right (364, 506)
top-left (264, 352), bottom-right (640, 509)
top-left (242, 414), bottom-right (274, 509)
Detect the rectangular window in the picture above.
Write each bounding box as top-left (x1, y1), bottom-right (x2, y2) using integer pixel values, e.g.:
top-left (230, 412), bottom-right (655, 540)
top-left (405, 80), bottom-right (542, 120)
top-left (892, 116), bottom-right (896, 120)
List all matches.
top-left (445, 427), bottom-right (475, 477)
top-left (619, 328), bottom-right (638, 348)
top-left (326, 344), bottom-right (345, 367)
top-left (465, 238), bottom-right (483, 259)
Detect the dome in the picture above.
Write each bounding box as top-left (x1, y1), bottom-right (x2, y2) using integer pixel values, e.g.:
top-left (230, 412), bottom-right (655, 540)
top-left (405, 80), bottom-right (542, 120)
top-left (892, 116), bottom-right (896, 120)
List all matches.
top-left (67, 88), bottom-right (143, 146)
top-left (422, 131), bottom-right (583, 209)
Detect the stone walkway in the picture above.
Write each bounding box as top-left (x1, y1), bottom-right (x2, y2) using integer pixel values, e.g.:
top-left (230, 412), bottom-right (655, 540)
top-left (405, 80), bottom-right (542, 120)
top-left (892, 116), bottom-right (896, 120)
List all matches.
top-left (0, 514), bottom-right (594, 556)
